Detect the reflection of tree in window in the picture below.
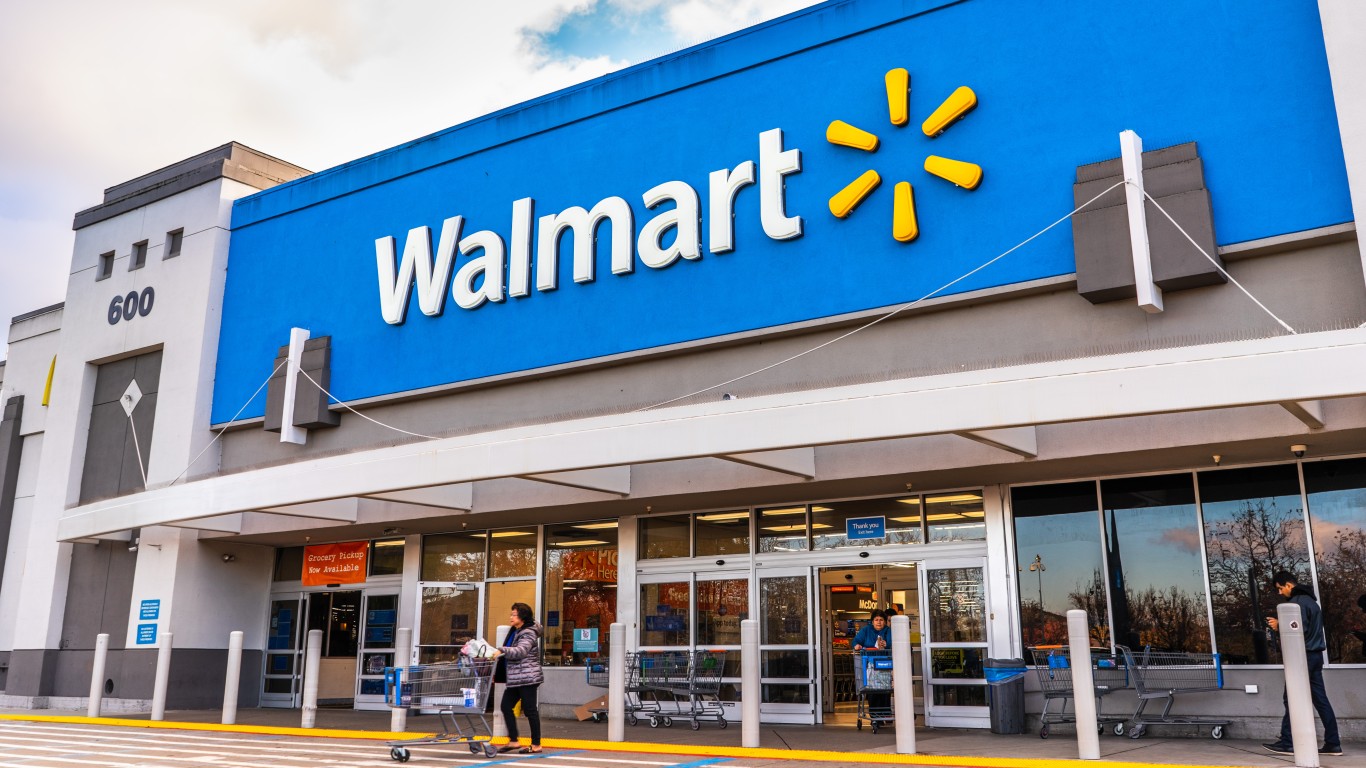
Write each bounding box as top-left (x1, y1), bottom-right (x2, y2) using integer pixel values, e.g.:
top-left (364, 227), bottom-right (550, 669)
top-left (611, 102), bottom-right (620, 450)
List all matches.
top-left (1102, 474), bottom-right (1210, 653)
top-left (1011, 482), bottom-right (1109, 647)
top-left (1199, 465), bottom-right (1307, 664)
top-left (1305, 458), bottom-right (1366, 664)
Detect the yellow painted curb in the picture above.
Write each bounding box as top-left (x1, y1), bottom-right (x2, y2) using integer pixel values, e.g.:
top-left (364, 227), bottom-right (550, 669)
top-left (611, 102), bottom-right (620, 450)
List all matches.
top-left (0, 714), bottom-right (1250, 768)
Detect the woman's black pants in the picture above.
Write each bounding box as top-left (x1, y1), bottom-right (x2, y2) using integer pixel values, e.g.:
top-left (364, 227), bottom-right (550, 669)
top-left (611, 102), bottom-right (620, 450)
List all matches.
top-left (501, 684), bottom-right (541, 746)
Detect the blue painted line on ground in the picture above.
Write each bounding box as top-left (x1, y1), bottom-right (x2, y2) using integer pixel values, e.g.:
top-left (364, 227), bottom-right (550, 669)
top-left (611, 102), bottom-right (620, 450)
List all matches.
top-left (667, 759), bottom-right (733, 768)
top-left (480, 748), bottom-right (584, 764)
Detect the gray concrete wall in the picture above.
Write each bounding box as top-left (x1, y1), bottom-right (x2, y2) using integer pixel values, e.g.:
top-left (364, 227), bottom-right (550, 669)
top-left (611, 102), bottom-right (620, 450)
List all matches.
top-left (5, 647), bottom-right (261, 709)
top-left (60, 541), bottom-right (137, 651)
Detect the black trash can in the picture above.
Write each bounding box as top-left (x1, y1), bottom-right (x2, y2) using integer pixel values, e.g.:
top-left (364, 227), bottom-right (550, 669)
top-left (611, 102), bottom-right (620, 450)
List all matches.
top-left (985, 657), bottom-right (1027, 735)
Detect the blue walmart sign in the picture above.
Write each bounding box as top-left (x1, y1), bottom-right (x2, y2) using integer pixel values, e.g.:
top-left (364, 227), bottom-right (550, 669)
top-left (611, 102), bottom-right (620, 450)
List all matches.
top-left (214, 0), bottom-right (1349, 422)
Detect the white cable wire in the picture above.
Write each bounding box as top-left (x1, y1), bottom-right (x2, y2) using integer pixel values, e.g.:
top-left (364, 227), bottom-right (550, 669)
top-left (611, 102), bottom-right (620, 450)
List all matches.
top-left (168, 358), bottom-right (287, 486)
top-left (126, 401), bottom-right (148, 487)
top-left (296, 367), bottom-right (441, 440)
top-left (637, 180), bottom-right (1130, 412)
top-left (1140, 187), bottom-right (1297, 335)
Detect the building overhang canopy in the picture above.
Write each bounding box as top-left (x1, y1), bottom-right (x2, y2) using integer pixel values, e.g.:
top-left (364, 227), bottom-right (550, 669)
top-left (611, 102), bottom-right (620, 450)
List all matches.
top-left (57, 328), bottom-right (1366, 542)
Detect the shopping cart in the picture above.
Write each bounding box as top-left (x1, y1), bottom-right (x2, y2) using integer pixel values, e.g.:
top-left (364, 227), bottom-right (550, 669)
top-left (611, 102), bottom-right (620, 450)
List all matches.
top-left (662, 650), bottom-right (728, 730)
top-left (1118, 646), bottom-right (1228, 740)
top-left (1028, 646), bottom-right (1130, 739)
top-left (854, 651), bottom-right (894, 733)
top-left (585, 652), bottom-right (652, 725)
top-left (384, 657), bottom-right (498, 761)
top-left (633, 647), bottom-right (688, 727)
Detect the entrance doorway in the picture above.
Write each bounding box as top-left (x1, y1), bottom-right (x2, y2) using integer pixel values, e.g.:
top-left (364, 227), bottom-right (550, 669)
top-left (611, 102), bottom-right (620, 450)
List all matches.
top-left (817, 564), bottom-right (922, 724)
top-left (307, 590), bottom-right (362, 706)
top-left (261, 589), bottom-right (367, 708)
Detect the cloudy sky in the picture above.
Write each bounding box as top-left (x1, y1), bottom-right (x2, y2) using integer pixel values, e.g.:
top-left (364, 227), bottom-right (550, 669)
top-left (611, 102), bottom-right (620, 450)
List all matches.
top-left (0, 0), bottom-right (818, 354)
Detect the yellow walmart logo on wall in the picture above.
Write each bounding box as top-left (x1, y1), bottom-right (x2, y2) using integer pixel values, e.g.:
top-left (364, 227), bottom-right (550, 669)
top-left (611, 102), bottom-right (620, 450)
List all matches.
top-left (827, 69), bottom-right (981, 242)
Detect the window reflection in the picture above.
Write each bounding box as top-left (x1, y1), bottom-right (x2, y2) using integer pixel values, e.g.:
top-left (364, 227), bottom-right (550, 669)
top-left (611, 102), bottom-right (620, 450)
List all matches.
top-left (926, 567), bottom-right (984, 643)
top-left (640, 582), bottom-right (690, 646)
top-left (925, 492), bottom-right (986, 543)
top-left (1102, 474), bottom-right (1210, 653)
top-left (757, 506), bottom-right (809, 552)
top-left (695, 510), bottom-right (750, 556)
top-left (640, 515), bottom-right (690, 559)
top-left (760, 576), bottom-right (809, 644)
top-left (810, 497), bottom-right (923, 548)
top-left (1011, 482), bottom-right (1109, 647)
top-left (488, 529), bottom-right (537, 577)
top-left (545, 521), bottom-right (618, 666)
top-left (420, 533), bottom-right (486, 581)
top-left (1199, 465), bottom-right (1308, 664)
top-left (697, 578), bottom-right (748, 645)
top-left (1304, 458), bottom-right (1366, 664)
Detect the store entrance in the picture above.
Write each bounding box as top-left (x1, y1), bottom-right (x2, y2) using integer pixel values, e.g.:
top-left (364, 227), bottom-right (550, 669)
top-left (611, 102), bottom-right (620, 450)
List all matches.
top-left (817, 564), bottom-right (923, 724)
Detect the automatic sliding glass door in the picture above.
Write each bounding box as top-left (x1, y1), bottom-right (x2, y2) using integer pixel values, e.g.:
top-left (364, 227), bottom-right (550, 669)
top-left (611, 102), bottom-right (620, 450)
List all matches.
top-left (921, 560), bottom-right (989, 727)
top-left (756, 567), bottom-right (815, 724)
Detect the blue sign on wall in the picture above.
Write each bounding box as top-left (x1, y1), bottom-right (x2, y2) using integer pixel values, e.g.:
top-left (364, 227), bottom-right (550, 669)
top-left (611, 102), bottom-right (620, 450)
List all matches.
top-left (215, 0), bottom-right (1351, 423)
top-left (136, 624), bottom-right (157, 645)
top-left (139, 599), bottom-right (160, 621)
top-left (847, 516), bottom-right (887, 540)
top-left (573, 628), bottom-right (600, 653)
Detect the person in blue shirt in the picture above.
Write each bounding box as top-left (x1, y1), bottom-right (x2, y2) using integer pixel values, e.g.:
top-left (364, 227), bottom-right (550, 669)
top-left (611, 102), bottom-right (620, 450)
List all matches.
top-left (853, 610), bottom-right (891, 652)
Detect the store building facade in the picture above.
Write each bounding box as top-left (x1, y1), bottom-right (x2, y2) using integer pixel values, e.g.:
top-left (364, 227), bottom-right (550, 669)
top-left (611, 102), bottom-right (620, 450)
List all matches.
top-left (3, 0), bottom-right (1366, 737)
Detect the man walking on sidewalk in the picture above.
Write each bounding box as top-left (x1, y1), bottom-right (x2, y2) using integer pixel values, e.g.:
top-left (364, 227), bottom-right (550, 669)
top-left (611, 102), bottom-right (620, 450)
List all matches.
top-left (1263, 571), bottom-right (1342, 757)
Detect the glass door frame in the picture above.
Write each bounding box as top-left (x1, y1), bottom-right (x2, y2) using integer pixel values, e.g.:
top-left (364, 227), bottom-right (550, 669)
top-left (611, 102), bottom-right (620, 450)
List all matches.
top-left (262, 592), bottom-right (305, 708)
top-left (921, 557), bottom-right (990, 728)
top-left (755, 565), bottom-right (817, 724)
top-left (413, 581), bottom-right (485, 665)
top-left (355, 588), bottom-right (401, 711)
top-left (878, 569), bottom-right (924, 716)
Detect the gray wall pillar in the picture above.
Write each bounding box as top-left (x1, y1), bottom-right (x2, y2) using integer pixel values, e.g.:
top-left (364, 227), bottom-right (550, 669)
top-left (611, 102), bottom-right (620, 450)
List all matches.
top-left (0, 395), bottom-right (24, 595)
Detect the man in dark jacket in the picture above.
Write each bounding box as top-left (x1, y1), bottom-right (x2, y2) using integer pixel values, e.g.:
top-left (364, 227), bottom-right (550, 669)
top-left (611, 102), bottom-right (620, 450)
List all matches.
top-left (1263, 571), bottom-right (1341, 757)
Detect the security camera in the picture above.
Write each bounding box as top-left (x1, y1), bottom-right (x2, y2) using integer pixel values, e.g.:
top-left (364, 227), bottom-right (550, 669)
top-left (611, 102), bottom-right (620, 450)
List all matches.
top-left (1291, 444), bottom-right (1307, 459)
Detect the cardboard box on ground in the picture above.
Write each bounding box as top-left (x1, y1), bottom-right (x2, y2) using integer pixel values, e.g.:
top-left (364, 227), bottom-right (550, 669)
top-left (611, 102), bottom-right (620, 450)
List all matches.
top-left (573, 696), bottom-right (610, 721)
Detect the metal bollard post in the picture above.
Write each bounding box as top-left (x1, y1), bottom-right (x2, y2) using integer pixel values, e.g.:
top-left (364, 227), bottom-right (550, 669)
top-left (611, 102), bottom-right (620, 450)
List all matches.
top-left (891, 615), bottom-right (916, 754)
top-left (151, 632), bottom-right (174, 721)
top-left (492, 625), bottom-right (510, 739)
top-left (222, 631), bottom-right (243, 725)
top-left (741, 619), bottom-right (760, 748)
top-left (391, 628), bottom-right (412, 733)
top-left (301, 629), bottom-right (322, 728)
top-left (608, 623), bottom-right (625, 743)
top-left (1066, 610), bottom-right (1099, 760)
top-left (1277, 603), bottom-right (1320, 768)
top-left (88, 633), bottom-right (109, 718)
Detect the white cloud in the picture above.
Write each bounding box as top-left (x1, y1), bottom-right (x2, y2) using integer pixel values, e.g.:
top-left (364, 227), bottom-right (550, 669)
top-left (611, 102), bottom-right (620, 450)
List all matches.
top-left (0, 0), bottom-right (817, 349)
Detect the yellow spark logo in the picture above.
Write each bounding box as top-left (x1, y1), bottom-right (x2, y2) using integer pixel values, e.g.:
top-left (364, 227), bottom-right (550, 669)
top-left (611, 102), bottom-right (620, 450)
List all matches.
top-left (827, 69), bottom-right (982, 242)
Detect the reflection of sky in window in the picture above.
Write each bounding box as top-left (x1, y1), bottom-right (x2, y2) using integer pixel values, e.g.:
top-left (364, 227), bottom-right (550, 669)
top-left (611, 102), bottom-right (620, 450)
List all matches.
top-left (1014, 511), bottom-right (1103, 610)
top-left (1106, 504), bottom-right (1206, 598)
top-left (1306, 487), bottom-right (1366, 554)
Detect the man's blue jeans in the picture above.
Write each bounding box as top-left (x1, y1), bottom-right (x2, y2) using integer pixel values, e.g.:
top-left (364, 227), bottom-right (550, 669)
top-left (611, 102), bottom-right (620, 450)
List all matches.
top-left (1279, 652), bottom-right (1339, 748)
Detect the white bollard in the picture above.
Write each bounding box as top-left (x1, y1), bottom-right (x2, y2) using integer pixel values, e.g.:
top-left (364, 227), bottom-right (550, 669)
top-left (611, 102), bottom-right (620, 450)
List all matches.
top-left (608, 623), bottom-right (626, 743)
top-left (222, 631), bottom-right (243, 725)
top-left (88, 633), bottom-right (109, 718)
top-left (492, 625), bottom-right (510, 739)
top-left (741, 619), bottom-right (760, 748)
top-left (1277, 603), bottom-right (1320, 768)
top-left (391, 628), bottom-right (412, 733)
top-left (1066, 610), bottom-right (1100, 760)
top-left (891, 615), bottom-right (916, 754)
top-left (151, 632), bottom-right (174, 721)
top-left (301, 629), bottom-right (322, 728)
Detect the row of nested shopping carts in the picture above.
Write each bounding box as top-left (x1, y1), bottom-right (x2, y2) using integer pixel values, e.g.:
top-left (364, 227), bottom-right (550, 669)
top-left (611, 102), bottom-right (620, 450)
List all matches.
top-left (1030, 645), bottom-right (1229, 741)
top-left (585, 650), bottom-right (729, 730)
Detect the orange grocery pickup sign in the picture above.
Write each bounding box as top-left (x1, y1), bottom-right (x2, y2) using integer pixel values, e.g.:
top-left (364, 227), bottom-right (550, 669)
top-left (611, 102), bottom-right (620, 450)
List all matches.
top-left (302, 541), bottom-right (368, 586)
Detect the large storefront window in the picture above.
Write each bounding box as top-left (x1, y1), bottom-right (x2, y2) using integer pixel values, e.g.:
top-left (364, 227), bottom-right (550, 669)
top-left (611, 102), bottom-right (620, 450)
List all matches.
top-left (1199, 465), bottom-right (1309, 664)
top-left (757, 506), bottom-right (809, 552)
top-left (925, 492), bottom-right (986, 543)
top-left (421, 533), bottom-right (486, 581)
top-left (544, 521), bottom-right (618, 666)
top-left (368, 539), bottom-right (405, 576)
top-left (1011, 482), bottom-right (1108, 647)
top-left (640, 515), bottom-right (690, 559)
top-left (1101, 474), bottom-right (1210, 653)
top-left (811, 497), bottom-right (923, 548)
top-left (695, 510), bottom-right (750, 556)
top-left (1304, 458), bottom-right (1366, 664)
top-left (489, 529), bottom-right (537, 577)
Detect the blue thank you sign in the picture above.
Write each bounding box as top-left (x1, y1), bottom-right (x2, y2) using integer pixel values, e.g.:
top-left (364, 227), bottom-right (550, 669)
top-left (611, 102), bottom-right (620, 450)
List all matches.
top-left (847, 516), bottom-right (886, 540)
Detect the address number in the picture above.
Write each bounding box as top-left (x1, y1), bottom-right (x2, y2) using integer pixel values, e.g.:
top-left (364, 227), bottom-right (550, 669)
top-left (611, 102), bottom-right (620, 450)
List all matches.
top-left (108, 287), bottom-right (155, 325)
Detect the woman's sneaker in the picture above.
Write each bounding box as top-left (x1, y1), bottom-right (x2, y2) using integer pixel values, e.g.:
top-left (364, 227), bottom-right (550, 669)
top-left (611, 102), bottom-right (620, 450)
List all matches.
top-left (1320, 745), bottom-right (1343, 756)
top-left (1262, 743), bottom-right (1293, 756)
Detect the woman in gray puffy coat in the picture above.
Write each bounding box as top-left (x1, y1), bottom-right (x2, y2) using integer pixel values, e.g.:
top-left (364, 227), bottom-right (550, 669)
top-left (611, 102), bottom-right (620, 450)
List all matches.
top-left (491, 602), bottom-right (544, 753)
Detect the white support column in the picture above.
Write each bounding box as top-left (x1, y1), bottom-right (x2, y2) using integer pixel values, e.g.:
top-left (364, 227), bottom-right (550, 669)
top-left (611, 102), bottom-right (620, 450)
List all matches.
top-left (890, 615), bottom-right (915, 754)
top-left (608, 623), bottom-right (626, 743)
top-left (301, 629), bottom-right (322, 728)
top-left (741, 619), bottom-right (760, 748)
top-left (222, 631), bottom-right (243, 725)
top-left (391, 627), bottom-right (412, 733)
top-left (280, 327), bottom-right (310, 446)
top-left (150, 632), bottom-right (173, 721)
top-left (1277, 603), bottom-right (1321, 768)
top-left (1120, 130), bottom-right (1163, 313)
top-left (492, 625), bottom-right (510, 739)
top-left (87, 633), bottom-right (109, 718)
top-left (1066, 611), bottom-right (1099, 760)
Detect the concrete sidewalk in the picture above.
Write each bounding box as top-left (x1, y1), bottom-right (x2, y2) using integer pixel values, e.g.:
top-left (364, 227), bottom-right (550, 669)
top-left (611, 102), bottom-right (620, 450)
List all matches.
top-left (1, 706), bottom-right (1354, 767)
